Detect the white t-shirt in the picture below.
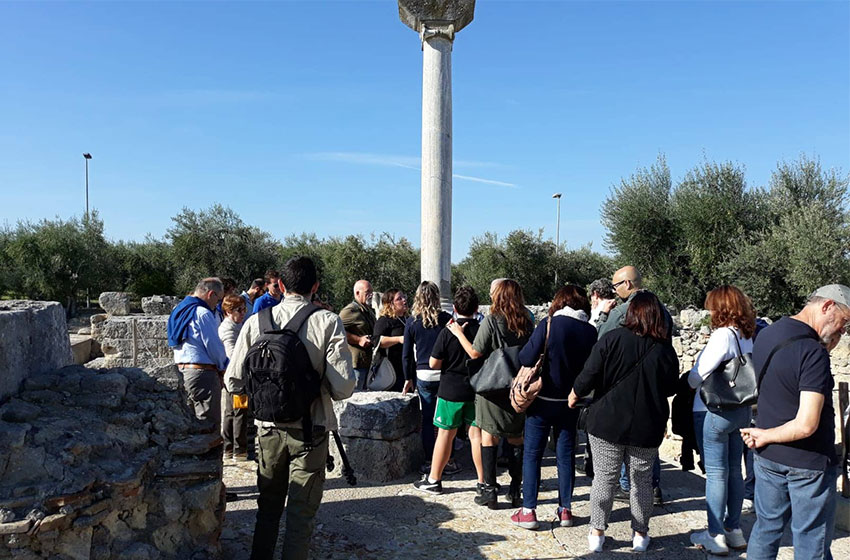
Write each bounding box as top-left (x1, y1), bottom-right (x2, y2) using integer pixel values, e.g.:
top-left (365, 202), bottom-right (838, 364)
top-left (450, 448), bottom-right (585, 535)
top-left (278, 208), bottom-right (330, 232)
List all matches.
top-left (688, 326), bottom-right (754, 412)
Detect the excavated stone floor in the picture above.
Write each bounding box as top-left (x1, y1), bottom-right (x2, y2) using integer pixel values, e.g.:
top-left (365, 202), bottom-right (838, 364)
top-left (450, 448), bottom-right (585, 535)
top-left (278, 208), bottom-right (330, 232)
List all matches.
top-left (221, 440), bottom-right (849, 559)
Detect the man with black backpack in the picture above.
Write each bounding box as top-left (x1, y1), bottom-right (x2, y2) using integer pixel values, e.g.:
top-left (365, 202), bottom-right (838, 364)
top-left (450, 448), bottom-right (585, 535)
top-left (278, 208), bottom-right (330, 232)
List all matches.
top-left (225, 257), bottom-right (355, 560)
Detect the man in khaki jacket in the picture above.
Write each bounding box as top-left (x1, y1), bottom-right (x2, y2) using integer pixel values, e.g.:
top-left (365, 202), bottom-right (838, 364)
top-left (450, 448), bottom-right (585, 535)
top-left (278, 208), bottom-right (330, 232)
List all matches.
top-left (339, 279), bottom-right (376, 389)
top-left (225, 256), bottom-right (355, 560)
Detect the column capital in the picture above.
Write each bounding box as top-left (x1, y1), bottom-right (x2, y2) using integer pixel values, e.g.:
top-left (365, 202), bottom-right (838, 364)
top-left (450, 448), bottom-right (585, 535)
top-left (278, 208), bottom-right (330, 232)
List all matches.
top-left (420, 22), bottom-right (455, 43)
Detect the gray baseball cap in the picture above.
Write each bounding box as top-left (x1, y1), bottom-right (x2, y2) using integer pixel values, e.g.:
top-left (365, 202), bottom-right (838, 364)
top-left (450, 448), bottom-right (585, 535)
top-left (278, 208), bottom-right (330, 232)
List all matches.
top-left (810, 284), bottom-right (850, 307)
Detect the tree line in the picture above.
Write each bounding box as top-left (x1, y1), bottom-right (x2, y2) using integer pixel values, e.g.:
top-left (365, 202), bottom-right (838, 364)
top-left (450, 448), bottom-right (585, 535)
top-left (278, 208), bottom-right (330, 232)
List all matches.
top-left (1, 155), bottom-right (845, 318)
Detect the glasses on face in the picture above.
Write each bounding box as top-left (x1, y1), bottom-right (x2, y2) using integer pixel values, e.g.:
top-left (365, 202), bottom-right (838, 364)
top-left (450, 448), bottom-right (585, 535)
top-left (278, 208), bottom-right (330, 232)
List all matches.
top-left (612, 280), bottom-right (627, 289)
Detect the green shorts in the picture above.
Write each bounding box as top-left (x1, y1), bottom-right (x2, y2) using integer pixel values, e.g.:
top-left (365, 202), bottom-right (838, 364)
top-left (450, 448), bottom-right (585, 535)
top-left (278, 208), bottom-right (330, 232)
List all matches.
top-left (433, 398), bottom-right (476, 430)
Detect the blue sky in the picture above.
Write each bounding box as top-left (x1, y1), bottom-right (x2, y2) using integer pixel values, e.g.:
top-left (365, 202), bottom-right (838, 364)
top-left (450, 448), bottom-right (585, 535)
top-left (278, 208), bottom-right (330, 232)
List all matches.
top-left (1, 0), bottom-right (848, 261)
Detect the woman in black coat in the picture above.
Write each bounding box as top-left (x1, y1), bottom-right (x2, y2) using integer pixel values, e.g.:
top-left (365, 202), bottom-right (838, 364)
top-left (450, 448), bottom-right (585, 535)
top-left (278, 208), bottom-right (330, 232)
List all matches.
top-left (568, 292), bottom-right (678, 554)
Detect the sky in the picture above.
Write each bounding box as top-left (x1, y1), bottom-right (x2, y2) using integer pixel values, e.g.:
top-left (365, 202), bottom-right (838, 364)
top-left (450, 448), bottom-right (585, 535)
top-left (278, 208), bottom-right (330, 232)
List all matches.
top-left (0, 0), bottom-right (848, 262)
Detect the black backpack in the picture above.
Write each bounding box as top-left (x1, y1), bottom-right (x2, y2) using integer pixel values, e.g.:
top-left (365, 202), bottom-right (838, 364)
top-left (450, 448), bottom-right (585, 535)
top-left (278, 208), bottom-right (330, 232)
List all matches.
top-left (245, 304), bottom-right (322, 445)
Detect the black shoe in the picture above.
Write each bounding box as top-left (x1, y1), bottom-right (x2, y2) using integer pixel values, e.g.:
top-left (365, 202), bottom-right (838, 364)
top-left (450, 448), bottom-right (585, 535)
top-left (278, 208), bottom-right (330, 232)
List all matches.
top-left (443, 459), bottom-right (462, 476)
top-left (474, 485), bottom-right (498, 509)
top-left (508, 485), bottom-right (522, 508)
top-left (413, 475), bottom-right (443, 495)
top-left (653, 486), bottom-right (664, 506)
top-left (614, 487), bottom-right (629, 503)
top-left (419, 461), bottom-right (432, 475)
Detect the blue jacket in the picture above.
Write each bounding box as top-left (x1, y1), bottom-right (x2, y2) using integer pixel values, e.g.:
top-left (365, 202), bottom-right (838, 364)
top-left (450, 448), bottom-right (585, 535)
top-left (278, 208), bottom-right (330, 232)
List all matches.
top-left (519, 314), bottom-right (598, 400)
top-left (402, 312), bottom-right (452, 381)
top-left (167, 296), bottom-right (210, 347)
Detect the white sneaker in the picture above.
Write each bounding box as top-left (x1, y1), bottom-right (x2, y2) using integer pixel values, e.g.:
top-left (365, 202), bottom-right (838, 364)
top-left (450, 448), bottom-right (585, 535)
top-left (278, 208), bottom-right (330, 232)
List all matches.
top-left (724, 528), bottom-right (747, 550)
top-left (588, 532), bottom-right (605, 553)
top-left (741, 498), bottom-right (754, 514)
top-left (690, 530), bottom-right (729, 556)
top-left (632, 532), bottom-right (651, 552)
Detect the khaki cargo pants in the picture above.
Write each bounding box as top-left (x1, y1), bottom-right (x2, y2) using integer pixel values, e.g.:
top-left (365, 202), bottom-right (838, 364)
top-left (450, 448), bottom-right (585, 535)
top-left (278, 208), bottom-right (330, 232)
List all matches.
top-left (250, 426), bottom-right (328, 560)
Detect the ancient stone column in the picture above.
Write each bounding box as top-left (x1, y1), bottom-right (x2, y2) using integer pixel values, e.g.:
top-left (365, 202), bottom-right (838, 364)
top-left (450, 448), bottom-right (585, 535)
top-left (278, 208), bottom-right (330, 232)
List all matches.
top-left (399, 1), bottom-right (475, 303)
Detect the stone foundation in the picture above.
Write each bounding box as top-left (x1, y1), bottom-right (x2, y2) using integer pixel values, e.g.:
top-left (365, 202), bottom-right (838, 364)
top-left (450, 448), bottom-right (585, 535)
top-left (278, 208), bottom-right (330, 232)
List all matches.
top-left (0, 364), bottom-right (224, 559)
top-left (0, 301), bottom-right (73, 401)
top-left (90, 314), bottom-right (172, 370)
top-left (329, 392), bottom-right (423, 482)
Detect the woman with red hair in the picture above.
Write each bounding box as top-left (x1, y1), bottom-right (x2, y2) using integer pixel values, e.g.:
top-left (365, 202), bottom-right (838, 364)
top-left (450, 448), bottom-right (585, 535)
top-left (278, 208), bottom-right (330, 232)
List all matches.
top-left (688, 285), bottom-right (756, 555)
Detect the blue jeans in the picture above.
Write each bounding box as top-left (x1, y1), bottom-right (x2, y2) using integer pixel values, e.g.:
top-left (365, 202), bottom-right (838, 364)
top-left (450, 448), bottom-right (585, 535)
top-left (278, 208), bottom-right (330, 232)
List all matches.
top-left (747, 455), bottom-right (839, 560)
top-left (353, 367), bottom-right (369, 391)
top-left (693, 407), bottom-right (751, 534)
top-left (416, 379), bottom-right (440, 459)
top-left (743, 444), bottom-right (755, 501)
top-left (522, 400), bottom-right (578, 510)
top-left (619, 457), bottom-right (660, 490)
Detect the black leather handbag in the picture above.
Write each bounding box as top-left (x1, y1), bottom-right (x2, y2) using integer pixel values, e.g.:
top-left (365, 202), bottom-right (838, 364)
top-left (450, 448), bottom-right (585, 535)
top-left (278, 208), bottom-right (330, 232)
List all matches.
top-left (699, 328), bottom-right (757, 411)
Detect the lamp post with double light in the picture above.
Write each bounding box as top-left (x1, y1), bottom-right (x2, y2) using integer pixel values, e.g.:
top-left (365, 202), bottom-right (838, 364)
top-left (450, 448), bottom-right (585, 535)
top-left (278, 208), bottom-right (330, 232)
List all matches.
top-left (83, 153), bottom-right (92, 219)
top-left (553, 193), bottom-right (562, 286)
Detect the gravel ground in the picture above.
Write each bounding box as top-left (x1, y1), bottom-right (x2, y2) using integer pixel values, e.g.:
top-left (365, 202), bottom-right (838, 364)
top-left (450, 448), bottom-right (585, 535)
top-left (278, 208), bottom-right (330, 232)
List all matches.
top-left (221, 438), bottom-right (849, 559)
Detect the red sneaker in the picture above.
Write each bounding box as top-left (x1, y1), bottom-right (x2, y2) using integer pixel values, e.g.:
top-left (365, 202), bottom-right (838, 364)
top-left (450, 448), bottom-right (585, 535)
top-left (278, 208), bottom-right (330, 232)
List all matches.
top-left (510, 508), bottom-right (539, 530)
top-left (557, 507), bottom-right (574, 527)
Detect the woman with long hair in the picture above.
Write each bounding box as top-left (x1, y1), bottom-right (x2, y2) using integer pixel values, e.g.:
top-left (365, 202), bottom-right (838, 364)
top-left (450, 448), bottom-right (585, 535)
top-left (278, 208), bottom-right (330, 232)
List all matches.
top-left (372, 288), bottom-right (409, 392)
top-left (687, 285), bottom-right (756, 555)
top-left (569, 292), bottom-right (679, 553)
top-left (511, 285), bottom-right (598, 529)
top-left (402, 281), bottom-right (453, 472)
top-left (448, 278), bottom-right (533, 508)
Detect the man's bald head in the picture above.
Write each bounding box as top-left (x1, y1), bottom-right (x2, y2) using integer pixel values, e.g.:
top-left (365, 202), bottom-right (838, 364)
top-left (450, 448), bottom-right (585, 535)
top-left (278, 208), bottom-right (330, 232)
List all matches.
top-left (612, 266), bottom-right (642, 299)
top-left (354, 280), bottom-right (373, 305)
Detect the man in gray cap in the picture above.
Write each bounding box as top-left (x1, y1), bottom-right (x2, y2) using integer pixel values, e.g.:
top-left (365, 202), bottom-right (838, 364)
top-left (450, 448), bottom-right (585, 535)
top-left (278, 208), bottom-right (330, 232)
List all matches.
top-left (740, 284), bottom-right (850, 560)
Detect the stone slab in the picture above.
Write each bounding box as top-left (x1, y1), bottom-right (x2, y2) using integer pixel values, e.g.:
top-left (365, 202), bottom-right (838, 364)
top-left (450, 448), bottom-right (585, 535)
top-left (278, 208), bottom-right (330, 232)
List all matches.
top-left (98, 292), bottom-right (131, 316)
top-left (0, 300), bottom-right (73, 400)
top-left (328, 430), bottom-right (423, 483)
top-left (333, 392), bottom-right (420, 440)
top-left (69, 335), bottom-right (92, 365)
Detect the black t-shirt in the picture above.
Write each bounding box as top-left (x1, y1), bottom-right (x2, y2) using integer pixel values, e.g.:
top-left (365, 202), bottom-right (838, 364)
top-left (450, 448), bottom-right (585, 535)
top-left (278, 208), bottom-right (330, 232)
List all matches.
top-left (373, 315), bottom-right (406, 392)
top-left (754, 317), bottom-right (836, 470)
top-left (431, 317), bottom-right (480, 402)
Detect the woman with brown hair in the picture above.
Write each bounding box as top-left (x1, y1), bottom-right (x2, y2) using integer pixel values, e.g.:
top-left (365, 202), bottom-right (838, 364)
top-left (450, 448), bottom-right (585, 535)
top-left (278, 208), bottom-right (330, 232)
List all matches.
top-left (218, 294), bottom-right (249, 460)
top-left (448, 278), bottom-right (532, 509)
top-left (372, 288), bottom-right (409, 392)
top-left (569, 291), bottom-right (679, 553)
top-left (687, 285), bottom-right (756, 555)
top-left (511, 285), bottom-right (598, 530)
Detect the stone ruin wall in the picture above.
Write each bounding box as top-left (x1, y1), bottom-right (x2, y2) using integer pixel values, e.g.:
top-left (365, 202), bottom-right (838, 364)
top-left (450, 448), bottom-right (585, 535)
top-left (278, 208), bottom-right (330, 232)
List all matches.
top-left (0, 301), bottom-right (225, 559)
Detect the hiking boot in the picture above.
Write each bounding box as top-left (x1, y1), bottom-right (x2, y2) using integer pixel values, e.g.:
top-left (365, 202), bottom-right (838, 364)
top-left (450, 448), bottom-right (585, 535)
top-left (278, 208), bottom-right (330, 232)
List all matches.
top-left (652, 486), bottom-right (664, 506)
top-left (510, 508), bottom-right (539, 530)
top-left (476, 482), bottom-right (500, 496)
top-left (613, 486), bottom-right (629, 503)
top-left (557, 507), bottom-right (573, 527)
top-left (474, 484), bottom-right (498, 509)
top-left (413, 475), bottom-right (442, 495)
top-left (724, 528), bottom-right (747, 550)
top-left (690, 530), bottom-right (729, 556)
top-left (443, 459), bottom-right (462, 476)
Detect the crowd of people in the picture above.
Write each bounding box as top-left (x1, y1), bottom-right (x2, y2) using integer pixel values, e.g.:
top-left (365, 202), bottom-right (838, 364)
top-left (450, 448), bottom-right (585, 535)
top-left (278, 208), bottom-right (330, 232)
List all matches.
top-left (165, 257), bottom-right (849, 559)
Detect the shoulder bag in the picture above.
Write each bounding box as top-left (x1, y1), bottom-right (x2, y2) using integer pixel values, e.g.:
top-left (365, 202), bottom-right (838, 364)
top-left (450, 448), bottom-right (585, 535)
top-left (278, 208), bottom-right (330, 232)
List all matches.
top-left (698, 328), bottom-right (757, 411)
top-left (577, 340), bottom-right (658, 431)
top-left (366, 337), bottom-right (396, 391)
top-left (469, 317), bottom-right (523, 395)
top-left (509, 318), bottom-right (550, 413)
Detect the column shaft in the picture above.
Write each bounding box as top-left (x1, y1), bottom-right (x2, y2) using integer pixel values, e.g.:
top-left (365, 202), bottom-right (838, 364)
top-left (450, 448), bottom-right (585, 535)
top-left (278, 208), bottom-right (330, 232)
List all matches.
top-left (420, 33), bottom-right (453, 300)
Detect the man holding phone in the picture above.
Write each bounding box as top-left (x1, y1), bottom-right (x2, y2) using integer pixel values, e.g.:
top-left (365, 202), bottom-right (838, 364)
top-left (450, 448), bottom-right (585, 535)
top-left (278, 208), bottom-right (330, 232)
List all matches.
top-left (340, 279), bottom-right (377, 390)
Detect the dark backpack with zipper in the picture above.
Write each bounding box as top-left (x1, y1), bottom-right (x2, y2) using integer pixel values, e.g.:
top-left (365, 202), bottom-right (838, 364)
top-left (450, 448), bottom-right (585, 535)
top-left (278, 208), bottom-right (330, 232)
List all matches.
top-left (244, 304), bottom-right (322, 445)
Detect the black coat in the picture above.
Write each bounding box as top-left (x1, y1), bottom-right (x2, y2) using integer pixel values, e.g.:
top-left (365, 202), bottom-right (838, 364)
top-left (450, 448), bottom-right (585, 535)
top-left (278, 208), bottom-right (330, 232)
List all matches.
top-left (573, 327), bottom-right (679, 448)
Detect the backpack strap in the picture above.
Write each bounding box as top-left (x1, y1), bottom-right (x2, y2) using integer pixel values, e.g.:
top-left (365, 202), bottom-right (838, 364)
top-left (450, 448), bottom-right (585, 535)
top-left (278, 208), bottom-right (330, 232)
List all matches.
top-left (259, 306), bottom-right (276, 333)
top-left (283, 303), bottom-right (321, 334)
top-left (756, 334), bottom-right (814, 391)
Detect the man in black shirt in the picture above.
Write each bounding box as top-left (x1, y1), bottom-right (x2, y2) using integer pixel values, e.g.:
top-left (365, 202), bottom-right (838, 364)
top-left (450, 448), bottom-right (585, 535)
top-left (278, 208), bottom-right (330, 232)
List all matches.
top-left (741, 284), bottom-right (850, 560)
top-left (414, 286), bottom-right (483, 495)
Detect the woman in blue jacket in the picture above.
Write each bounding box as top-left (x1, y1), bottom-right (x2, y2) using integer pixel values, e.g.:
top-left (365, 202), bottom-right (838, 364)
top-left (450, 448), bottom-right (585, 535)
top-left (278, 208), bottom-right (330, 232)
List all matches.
top-left (511, 285), bottom-right (598, 530)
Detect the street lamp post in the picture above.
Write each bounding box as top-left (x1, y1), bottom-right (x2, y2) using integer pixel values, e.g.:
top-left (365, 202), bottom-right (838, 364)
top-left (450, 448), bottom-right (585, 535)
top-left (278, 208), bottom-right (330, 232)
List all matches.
top-left (553, 193), bottom-right (562, 286)
top-left (83, 153), bottom-right (92, 219)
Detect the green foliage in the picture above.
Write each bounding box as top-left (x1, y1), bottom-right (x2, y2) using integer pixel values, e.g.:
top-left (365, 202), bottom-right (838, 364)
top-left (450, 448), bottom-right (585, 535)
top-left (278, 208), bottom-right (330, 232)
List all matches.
top-left (4, 213), bottom-right (112, 313)
top-left (604, 154), bottom-right (849, 317)
top-left (454, 230), bottom-right (616, 304)
top-left (167, 204), bottom-right (280, 293)
top-left (111, 238), bottom-right (176, 297)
